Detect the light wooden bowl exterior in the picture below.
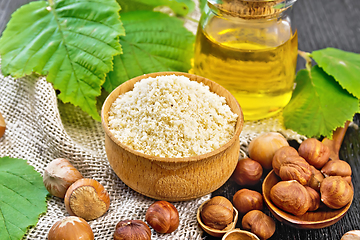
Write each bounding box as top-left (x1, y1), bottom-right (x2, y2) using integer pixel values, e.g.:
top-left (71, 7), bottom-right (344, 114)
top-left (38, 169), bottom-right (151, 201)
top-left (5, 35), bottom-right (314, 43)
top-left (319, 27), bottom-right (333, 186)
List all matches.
top-left (262, 170), bottom-right (353, 229)
top-left (197, 199), bottom-right (239, 238)
top-left (101, 72), bottom-right (243, 201)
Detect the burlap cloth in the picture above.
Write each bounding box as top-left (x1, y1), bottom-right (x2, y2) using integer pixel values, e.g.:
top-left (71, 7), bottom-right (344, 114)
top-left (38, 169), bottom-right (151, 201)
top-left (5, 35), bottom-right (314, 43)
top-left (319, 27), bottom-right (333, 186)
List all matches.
top-left (0, 3), bottom-right (305, 239)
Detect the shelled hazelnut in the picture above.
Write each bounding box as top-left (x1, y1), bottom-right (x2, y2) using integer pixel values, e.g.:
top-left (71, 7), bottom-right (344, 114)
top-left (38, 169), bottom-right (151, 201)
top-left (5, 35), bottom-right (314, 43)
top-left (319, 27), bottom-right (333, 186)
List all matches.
top-left (320, 176), bottom-right (353, 209)
top-left (242, 210), bottom-right (276, 240)
top-left (64, 178), bottom-right (110, 221)
top-left (298, 138), bottom-right (330, 169)
top-left (232, 189), bottom-right (263, 216)
top-left (232, 158), bottom-right (263, 186)
top-left (321, 159), bottom-right (352, 183)
top-left (113, 220), bottom-right (151, 240)
top-left (305, 186), bottom-right (320, 211)
top-left (200, 196), bottom-right (234, 230)
top-left (145, 201), bottom-right (179, 234)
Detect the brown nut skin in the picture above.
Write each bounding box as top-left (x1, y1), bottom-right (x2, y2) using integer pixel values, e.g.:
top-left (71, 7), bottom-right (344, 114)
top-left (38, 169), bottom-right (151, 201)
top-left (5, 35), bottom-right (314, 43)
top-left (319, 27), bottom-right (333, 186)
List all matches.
top-left (201, 196), bottom-right (234, 230)
top-left (298, 138), bottom-right (330, 169)
top-left (114, 220), bottom-right (151, 240)
top-left (232, 189), bottom-right (263, 216)
top-left (270, 180), bottom-right (310, 216)
top-left (307, 166), bottom-right (325, 192)
top-left (48, 216), bottom-right (94, 240)
top-left (248, 132), bottom-right (289, 169)
top-left (43, 158), bottom-right (83, 198)
top-left (275, 155), bottom-right (312, 185)
top-left (321, 159), bottom-right (352, 178)
top-left (145, 201), bottom-right (179, 233)
top-left (320, 176), bottom-right (353, 209)
top-left (305, 186), bottom-right (320, 211)
top-left (241, 210), bottom-right (276, 240)
top-left (64, 178), bottom-right (110, 221)
top-left (232, 158), bottom-right (263, 186)
top-left (272, 146), bottom-right (299, 172)
top-left (0, 112), bottom-right (5, 138)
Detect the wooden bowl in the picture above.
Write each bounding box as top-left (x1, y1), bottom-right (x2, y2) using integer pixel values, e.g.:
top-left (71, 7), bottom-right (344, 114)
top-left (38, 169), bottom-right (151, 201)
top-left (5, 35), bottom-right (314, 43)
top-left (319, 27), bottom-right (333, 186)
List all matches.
top-left (197, 199), bottom-right (239, 238)
top-left (262, 170), bottom-right (353, 229)
top-left (222, 229), bottom-right (260, 240)
top-left (101, 72), bottom-right (243, 201)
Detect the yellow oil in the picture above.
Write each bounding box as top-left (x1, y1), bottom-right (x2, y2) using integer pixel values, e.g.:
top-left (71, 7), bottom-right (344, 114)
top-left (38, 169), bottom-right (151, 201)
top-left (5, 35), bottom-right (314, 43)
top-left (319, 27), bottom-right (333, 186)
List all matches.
top-left (192, 17), bottom-right (298, 121)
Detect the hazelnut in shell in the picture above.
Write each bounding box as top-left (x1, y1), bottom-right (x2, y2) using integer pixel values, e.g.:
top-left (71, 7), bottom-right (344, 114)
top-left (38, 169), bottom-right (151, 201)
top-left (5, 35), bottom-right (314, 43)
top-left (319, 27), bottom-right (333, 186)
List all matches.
top-left (241, 210), bottom-right (276, 240)
top-left (113, 220), bottom-right (151, 240)
top-left (298, 138), bottom-right (330, 169)
top-left (232, 158), bottom-right (263, 186)
top-left (0, 111), bottom-right (5, 138)
top-left (320, 176), bottom-right (353, 209)
top-left (270, 180), bottom-right (310, 216)
top-left (232, 189), bottom-right (263, 216)
top-left (48, 216), bottom-right (94, 240)
top-left (43, 158), bottom-right (83, 198)
top-left (145, 200), bottom-right (179, 234)
top-left (201, 196), bottom-right (234, 230)
top-left (248, 132), bottom-right (289, 169)
top-left (65, 178), bottom-right (110, 221)
top-left (341, 230), bottom-right (360, 240)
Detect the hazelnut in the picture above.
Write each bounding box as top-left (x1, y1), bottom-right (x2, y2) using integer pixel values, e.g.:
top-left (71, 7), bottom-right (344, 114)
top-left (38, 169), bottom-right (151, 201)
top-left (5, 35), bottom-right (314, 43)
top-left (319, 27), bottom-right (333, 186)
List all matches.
top-left (307, 166), bottom-right (324, 192)
top-left (270, 180), bottom-right (310, 216)
top-left (48, 216), bottom-right (94, 240)
top-left (272, 146), bottom-right (299, 171)
top-left (64, 178), bottom-right (110, 220)
top-left (232, 158), bottom-right (263, 186)
top-left (145, 200), bottom-right (179, 233)
top-left (320, 176), bottom-right (353, 209)
top-left (248, 132), bottom-right (289, 169)
top-left (321, 159), bottom-right (352, 178)
top-left (43, 158), bottom-right (83, 198)
top-left (241, 210), bottom-right (276, 240)
top-left (114, 220), bottom-right (151, 240)
top-left (232, 189), bottom-right (263, 216)
top-left (305, 186), bottom-right (320, 211)
top-left (274, 155), bottom-right (312, 185)
top-left (0, 111), bottom-right (5, 138)
top-left (201, 196), bottom-right (234, 230)
top-left (341, 230), bottom-right (360, 240)
top-left (298, 138), bottom-right (330, 169)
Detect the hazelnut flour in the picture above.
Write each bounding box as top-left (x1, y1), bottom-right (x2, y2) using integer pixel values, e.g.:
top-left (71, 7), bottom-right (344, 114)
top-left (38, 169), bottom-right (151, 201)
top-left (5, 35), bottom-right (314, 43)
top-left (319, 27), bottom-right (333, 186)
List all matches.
top-left (108, 75), bottom-right (238, 158)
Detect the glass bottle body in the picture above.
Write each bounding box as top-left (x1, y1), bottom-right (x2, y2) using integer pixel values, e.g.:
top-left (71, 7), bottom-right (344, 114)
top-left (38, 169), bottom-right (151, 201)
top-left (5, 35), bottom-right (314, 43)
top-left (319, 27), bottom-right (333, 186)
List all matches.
top-left (193, 2), bottom-right (298, 120)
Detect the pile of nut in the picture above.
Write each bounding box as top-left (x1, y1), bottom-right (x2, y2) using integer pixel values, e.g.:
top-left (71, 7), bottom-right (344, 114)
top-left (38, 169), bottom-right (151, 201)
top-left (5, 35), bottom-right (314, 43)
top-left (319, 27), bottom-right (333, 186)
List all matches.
top-left (199, 132), bottom-right (354, 240)
top-left (43, 158), bottom-right (179, 240)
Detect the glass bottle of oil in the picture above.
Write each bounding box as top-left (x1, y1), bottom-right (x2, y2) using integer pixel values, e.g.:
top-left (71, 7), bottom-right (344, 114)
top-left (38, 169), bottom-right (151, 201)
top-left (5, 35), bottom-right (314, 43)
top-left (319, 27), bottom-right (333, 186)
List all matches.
top-left (193, 0), bottom-right (298, 120)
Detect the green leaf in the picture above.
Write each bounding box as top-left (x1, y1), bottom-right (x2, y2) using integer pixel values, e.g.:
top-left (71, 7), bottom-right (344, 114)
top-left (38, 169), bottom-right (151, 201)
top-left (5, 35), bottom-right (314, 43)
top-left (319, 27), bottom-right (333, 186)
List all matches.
top-left (0, 157), bottom-right (48, 240)
top-left (103, 11), bottom-right (195, 92)
top-left (0, 0), bottom-right (124, 121)
top-left (116, 0), bottom-right (194, 16)
top-left (199, 0), bottom-right (208, 13)
top-left (311, 48), bottom-right (360, 99)
top-left (283, 66), bottom-right (358, 138)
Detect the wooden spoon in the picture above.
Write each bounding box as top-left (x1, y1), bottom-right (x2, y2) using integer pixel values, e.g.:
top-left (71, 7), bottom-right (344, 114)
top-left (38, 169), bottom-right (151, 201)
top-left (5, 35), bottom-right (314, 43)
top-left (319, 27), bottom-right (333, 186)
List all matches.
top-left (322, 121), bottom-right (350, 160)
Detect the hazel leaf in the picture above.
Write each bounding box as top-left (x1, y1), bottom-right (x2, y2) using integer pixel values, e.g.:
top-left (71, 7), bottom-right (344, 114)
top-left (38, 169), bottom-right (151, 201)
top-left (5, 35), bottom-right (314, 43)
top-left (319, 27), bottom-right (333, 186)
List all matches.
top-left (103, 11), bottom-right (194, 92)
top-left (311, 48), bottom-right (360, 98)
top-left (0, 157), bottom-right (48, 240)
top-left (283, 66), bottom-right (359, 138)
top-left (0, 0), bottom-right (124, 121)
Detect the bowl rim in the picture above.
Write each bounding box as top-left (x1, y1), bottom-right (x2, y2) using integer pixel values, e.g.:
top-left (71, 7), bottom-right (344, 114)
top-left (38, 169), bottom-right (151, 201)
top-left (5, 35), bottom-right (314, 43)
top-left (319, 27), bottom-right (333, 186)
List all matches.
top-left (101, 71), bottom-right (244, 163)
top-left (262, 170), bottom-right (353, 229)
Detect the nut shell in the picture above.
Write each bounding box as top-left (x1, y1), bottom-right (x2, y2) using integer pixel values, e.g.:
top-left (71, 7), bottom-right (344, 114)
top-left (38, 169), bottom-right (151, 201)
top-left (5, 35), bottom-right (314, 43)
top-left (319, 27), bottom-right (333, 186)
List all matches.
top-left (201, 196), bottom-right (234, 230)
top-left (298, 138), bottom-right (330, 169)
top-left (270, 180), bottom-right (310, 216)
top-left (241, 210), bottom-right (276, 240)
top-left (145, 200), bottom-right (179, 233)
top-left (233, 189), bottom-right (263, 215)
top-left (64, 178), bottom-right (110, 220)
top-left (320, 176), bottom-right (353, 209)
top-left (248, 132), bottom-right (289, 169)
top-left (232, 158), bottom-right (263, 186)
top-left (114, 220), bottom-right (151, 240)
top-left (48, 216), bottom-right (94, 240)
